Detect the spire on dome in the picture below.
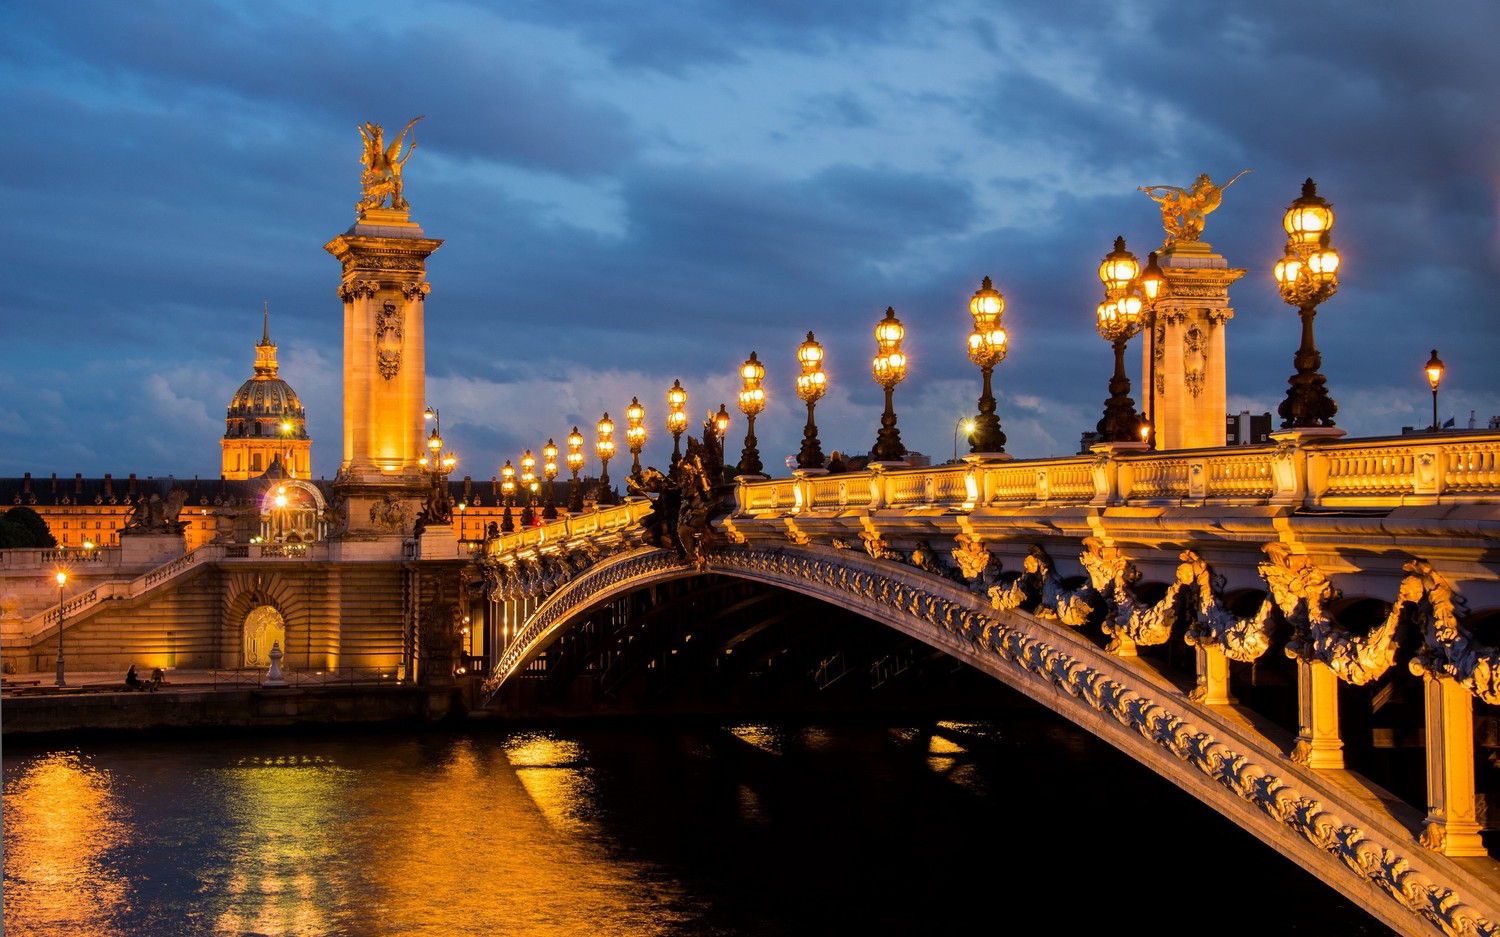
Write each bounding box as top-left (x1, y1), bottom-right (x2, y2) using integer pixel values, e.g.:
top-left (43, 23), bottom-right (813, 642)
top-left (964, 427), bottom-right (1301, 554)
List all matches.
top-left (254, 303), bottom-right (279, 377)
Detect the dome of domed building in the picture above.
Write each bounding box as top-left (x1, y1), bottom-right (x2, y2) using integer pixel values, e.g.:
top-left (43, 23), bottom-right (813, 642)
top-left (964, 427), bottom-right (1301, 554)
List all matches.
top-left (221, 308), bottom-right (313, 479)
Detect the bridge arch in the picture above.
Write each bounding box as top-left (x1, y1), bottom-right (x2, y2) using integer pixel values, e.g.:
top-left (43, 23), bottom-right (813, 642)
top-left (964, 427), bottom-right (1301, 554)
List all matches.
top-left (481, 537), bottom-right (1500, 936)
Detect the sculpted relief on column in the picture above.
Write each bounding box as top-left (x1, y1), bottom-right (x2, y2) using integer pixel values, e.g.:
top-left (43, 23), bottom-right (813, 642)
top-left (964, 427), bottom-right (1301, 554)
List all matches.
top-left (376, 300), bottom-right (404, 379)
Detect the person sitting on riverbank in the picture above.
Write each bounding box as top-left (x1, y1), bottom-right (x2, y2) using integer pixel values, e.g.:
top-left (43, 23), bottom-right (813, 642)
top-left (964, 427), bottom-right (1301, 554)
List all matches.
top-left (125, 664), bottom-right (143, 691)
top-left (149, 667), bottom-right (164, 692)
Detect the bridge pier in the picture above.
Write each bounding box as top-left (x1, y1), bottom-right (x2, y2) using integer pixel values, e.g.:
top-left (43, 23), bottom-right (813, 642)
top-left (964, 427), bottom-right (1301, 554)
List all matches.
top-left (1423, 673), bottom-right (1488, 857)
top-left (1192, 644), bottom-right (1236, 706)
top-left (1292, 658), bottom-right (1345, 769)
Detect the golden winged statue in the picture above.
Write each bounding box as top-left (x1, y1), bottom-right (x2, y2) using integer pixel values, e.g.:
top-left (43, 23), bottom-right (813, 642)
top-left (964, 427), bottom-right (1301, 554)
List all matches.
top-left (1139, 170), bottom-right (1249, 247)
top-left (358, 116), bottom-right (424, 212)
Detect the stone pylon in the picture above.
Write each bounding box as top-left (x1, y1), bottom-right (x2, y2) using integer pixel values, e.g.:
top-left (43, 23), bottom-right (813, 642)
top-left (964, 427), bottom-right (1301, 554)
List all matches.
top-left (324, 202), bottom-right (443, 555)
top-left (1140, 239), bottom-right (1246, 451)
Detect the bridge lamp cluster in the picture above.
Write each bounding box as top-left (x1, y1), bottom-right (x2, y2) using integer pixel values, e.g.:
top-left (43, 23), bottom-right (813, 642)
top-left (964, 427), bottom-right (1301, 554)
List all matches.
top-left (596, 413), bottom-right (615, 505)
top-left (966, 277), bottom-right (1009, 455)
top-left (499, 460), bottom-right (516, 532)
top-left (795, 332), bottom-right (827, 472)
top-left (870, 307), bottom-right (908, 463)
top-left (736, 351), bottom-right (766, 478)
top-left (566, 427), bottom-right (585, 512)
top-left (666, 379), bottom-right (689, 466)
top-left (542, 439), bottom-right (559, 520)
top-left (626, 397), bottom-right (647, 486)
top-left (1092, 239), bottom-right (1162, 446)
top-left (1272, 179), bottom-right (1341, 430)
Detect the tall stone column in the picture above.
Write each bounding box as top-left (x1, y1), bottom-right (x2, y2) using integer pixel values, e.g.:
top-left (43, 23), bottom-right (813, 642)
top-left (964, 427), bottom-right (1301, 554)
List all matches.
top-left (324, 205), bottom-right (443, 553)
top-left (1141, 241), bottom-right (1245, 451)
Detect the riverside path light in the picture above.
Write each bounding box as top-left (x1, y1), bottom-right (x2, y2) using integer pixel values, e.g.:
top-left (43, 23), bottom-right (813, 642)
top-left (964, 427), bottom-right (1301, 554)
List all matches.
top-left (566, 427), bottom-right (585, 512)
top-left (870, 306), bottom-right (908, 463)
top-left (596, 413), bottom-right (615, 505)
top-left (500, 459), bottom-right (516, 532)
top-left (965, 277), bottom-right (1009, 454)
top-left (1273, 179), bottom-right (1342, 429)
top-left (1425, 349), bottom-right (1445, 432)
top-left (542, 439), bottom-right (559, 519)
top-left (54, 570), bottom-right (67, 687)
top-left (626, 397), bottom-right (647, 487)
top-left (795, 332), bottom-right (827, 471)
top-left (736, 351), bottom-right (766, 477)
top-left (666, 380), bottom-right (689, 466)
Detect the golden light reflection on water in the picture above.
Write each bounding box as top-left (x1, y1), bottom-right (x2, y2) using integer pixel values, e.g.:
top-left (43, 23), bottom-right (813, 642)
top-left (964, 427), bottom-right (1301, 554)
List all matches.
top-left (929, 721), bottom-right (989, 793)
top-left (357, 732), bottom-right (696, 937)
top-left (2, 752), bottom-right (129, 937)
top-left (727, 723), bottom-right (783, 754)
top-left (208, 751), bottom-right (359, 937)
top-left (3, 734), bottom-right (704, 937)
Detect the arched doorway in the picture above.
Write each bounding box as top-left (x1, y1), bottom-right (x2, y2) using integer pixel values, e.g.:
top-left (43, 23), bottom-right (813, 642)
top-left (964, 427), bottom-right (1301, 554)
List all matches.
top-left (243, 604), bottom-right (287, 668)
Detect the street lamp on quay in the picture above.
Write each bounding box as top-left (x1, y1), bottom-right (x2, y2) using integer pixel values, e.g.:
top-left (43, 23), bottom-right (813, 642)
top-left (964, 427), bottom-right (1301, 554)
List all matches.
top-left (596, 413), bottom-right (616, 505)
top-left (795, 332), bottom-right (827, 471)
top-left (713, 404), bottom-right (731, 483)
top-left (54, 570), bottom-right (67, 687)
top-left (626, 397), bottom-right (647, 487)
top-left (952, 418), bottom-right (975, 464)
top-left (566, 427), bottom-right (585, 512)
top-left (666, 380), bottom-right (688, 466)
top-left (542, 439), bottom-right (559, 519)
top-left (500, 460), bottom-right (516, 532)
top-left (736, 351), bottom-right (766, 478)
top-left (1273, 179), bottom-right (1342, 429)
top-left (965, 277), bottom-right (1007, 455)
top-left (870, 307), bottom-right (908, 463)
top-left (419, 407), bottom-right (458, 524)
top-left (1425, 349), bottom-right (1445, 432)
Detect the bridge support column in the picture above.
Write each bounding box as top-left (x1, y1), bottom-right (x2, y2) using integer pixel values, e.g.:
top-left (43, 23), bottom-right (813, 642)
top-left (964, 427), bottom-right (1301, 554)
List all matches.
top-left (1292, 658), bottom-right (1344, 769)
top-left (1420, 674), bottom-right (1487, 857)
top-left (1192, 645), bottom-right (1236, 705)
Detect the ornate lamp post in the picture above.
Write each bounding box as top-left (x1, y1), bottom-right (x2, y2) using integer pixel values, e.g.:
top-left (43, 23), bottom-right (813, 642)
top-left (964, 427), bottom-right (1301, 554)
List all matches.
top-left (1425, 349), bottom-right (1445, 432)
top-left (666, 380), bottom-right (688, 466)
top-left (519, 450), bottom-right (536, 526)
top-left (596, 413), bottom-right (615, 505)
top-left (54, 570), bottom-right (67, 687)
top-left (1092, 239), bottom-right (1157, 443)
top-left (870, 307), bottom-right (908, 463)
top-left (736, 351), bottom-right (766, 477)
top-left (500, 459), bottom-right (516, 532)
top-left (566, 427), bottom-right (585, 512)
top-left (626, 396), bottom-right (647, 487)
top-left (965, 277), bottom-right (1008, 454)
top-left (542, 439), bottom-right (559, 519)
top-left (795, 332), bottom-right (827, 471)
top-left (1273, 179), bottom-right (1342, 429)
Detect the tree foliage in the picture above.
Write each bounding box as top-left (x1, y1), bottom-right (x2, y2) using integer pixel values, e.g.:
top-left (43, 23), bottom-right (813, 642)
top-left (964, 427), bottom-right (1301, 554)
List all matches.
top-left (0, 507), bottom-right (57, 548)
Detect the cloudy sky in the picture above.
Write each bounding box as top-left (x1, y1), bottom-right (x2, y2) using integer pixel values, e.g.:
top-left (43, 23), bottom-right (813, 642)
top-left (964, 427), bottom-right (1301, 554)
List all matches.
top-left (5, 0), bottom-right (1498, 483)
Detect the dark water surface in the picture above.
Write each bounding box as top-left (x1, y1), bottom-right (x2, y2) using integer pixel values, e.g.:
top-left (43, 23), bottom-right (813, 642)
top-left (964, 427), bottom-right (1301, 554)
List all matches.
top-left (4, 709), bottom-right (1396, 936)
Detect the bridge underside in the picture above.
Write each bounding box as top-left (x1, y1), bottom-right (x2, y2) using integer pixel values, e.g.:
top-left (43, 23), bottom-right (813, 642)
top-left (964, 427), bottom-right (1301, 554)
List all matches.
top-left (488, 573), bottom-right (1021, 718)
top-left (480, 541), bottom-right (1500, 937)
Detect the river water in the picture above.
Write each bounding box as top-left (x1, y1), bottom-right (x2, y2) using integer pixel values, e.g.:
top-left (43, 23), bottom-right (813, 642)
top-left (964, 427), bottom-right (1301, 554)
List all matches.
top-left (4, 707), bottom-right (1397, 937)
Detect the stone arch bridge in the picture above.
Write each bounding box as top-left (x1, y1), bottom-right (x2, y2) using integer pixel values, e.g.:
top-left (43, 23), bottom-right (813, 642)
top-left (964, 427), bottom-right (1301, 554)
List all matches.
top-left (477, 434), bottom-right (1500, 937)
